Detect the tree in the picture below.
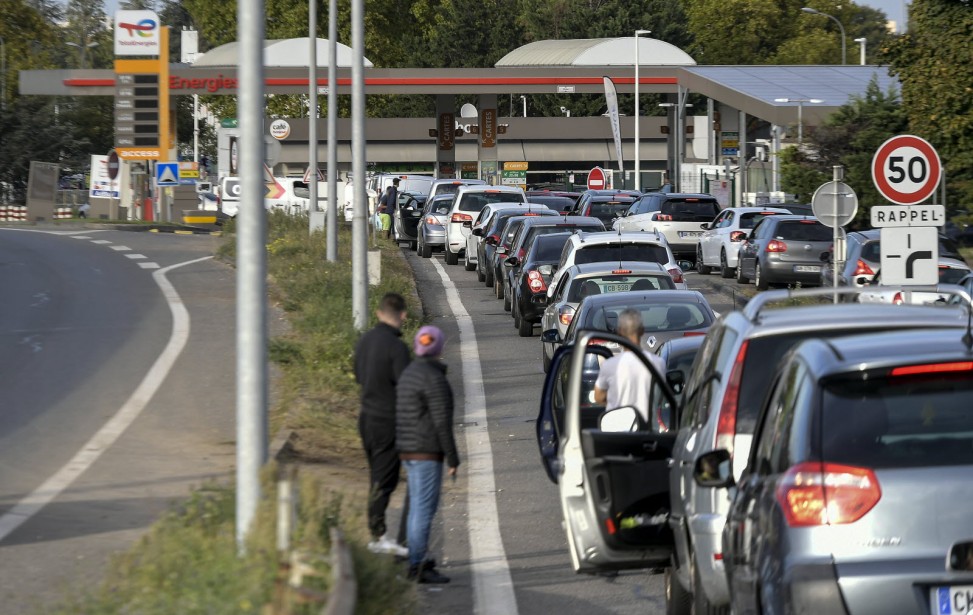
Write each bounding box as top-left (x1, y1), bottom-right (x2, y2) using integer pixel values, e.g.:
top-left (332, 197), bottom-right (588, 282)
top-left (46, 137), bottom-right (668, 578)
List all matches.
top-left (780, 78), bottom-right (908, 227)
top-left (883, 0), bottom-right (973, 212)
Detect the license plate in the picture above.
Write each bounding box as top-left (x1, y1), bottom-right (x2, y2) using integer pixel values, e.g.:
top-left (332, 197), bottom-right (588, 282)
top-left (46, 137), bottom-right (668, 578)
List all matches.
top-left (794, 265), bottom-right (821, 273)
top-left (678, 231), bottom-right (702, 238)
top-left (932, 585), bottom-right (973, 614)
top-left (603, 283), bottom-right (632, 293)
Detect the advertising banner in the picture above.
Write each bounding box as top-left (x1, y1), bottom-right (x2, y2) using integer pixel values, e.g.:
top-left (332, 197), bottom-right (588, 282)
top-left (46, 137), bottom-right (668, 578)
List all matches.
top-left (89, 155), bottom-right (119, 198)
top-left (603, 77), bottom-right (624, 175)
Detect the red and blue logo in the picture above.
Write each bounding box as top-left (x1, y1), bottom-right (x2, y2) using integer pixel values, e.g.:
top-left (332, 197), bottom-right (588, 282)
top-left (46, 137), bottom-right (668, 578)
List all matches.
top-left (118, 18), bottom-right (157, 37)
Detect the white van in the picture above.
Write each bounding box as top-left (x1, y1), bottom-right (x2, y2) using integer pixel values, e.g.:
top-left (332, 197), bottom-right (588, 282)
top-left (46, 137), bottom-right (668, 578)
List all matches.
top-left (219, 176), bottom-right (327, 216)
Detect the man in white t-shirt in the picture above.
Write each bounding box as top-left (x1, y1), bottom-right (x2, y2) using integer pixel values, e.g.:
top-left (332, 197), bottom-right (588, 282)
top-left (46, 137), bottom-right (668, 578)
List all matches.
top-left (593, 308), bottom-right (664, 427)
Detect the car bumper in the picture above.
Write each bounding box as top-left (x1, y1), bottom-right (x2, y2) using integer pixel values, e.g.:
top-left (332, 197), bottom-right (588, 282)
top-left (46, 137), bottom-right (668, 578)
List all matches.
top-left (421, 228), bottom-right (446, 247)
top-left (688, 513), bottom-right (730, 605)
top-left (520, 292), bottom-right (548, 321)
top-left (763, 260), bottom-right (825, 285)
top-left (762, 558), bottom-right (848, 615)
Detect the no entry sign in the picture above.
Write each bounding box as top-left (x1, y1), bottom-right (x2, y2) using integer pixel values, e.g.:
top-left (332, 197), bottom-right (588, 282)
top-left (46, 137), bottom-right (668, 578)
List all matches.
top-left (587, 166), bottom-right (607, 190)
top-left (871, 135), bottom-right (942, 205)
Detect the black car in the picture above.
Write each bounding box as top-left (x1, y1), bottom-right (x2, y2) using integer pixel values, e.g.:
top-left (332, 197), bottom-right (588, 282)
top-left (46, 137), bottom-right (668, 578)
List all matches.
top-left (502, 216), bottom-right (605, 312)
top-left (392, 192), bottom-right (427, 249)
top-left (574, 190), bottom-right (641, 225)
top-left (491, 216), bottom-right (536, 300)
top-left (475, 207), bottom-right (559, 287)
top-left (508, 232), bottom-right (575, 337)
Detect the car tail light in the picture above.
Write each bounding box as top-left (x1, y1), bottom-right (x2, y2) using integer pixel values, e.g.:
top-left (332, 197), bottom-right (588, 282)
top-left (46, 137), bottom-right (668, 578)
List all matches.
top-left (853, 259), bottom-right (874, 276)
top-left (527, 270), bottom-right (547, 293)
top-left (517, 247), bottom-right (527, 259)
top-left (486, 233), bottom-right (499, 244)
top-left (892, 291), bottom-right (904, 305)
top-left (667, 267), bottom-right (684, 284)
top-left (558, 305), bottom-right (576, 326)
top-left (729, 231), bottom-right (747, 242)
top-left (653, 213), bottom-right (673, 221)
top-left (612, 269), bottom-right (632, 274)
top-left (451, 213), bottom-right (473, 223)
top-left (766, 240), bottom-right (787, 253)
top-left (425, 216), bottom-right (441, 225)
top-left (682, 331), bottom-right (706, 337)
top-left (776, 462), bottom-right (881, 527)
top-left (715, 340), bottom-right (749, 452)
top-left (890, 361), bottom-right (973, 376)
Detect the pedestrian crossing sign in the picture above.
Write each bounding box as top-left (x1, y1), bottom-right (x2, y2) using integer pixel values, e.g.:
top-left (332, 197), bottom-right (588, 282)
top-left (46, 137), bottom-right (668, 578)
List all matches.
top-left (156, 162), bottom-right (179, 186)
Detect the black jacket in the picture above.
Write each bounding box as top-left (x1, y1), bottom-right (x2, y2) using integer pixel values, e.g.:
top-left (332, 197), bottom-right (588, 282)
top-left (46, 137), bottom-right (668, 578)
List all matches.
top-left (354, 322), bottom-right (411, 419)
top-left (395, 357), bottom-right (460, 468)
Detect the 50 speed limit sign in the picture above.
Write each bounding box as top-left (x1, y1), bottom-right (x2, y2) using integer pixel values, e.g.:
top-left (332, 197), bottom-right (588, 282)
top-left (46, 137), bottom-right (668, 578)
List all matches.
top-left (872, 134), bottom-right (942, 205)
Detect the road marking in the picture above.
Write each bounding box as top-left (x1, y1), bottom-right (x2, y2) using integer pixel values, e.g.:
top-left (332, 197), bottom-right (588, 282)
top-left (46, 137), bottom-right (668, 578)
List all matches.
top-left (71, 236), bottom-right (92, 239)
top-left (91, 239), bottom-right (112, 245)
top-left (138, 262), bottom-right (161, 269)
top-left (0, 255), bottom-right (213, 543)
top-left (125, 254), bottom-right (148, 260)
top-left (110, 245), bottom-right (132, 251)
top-left (429, 258), bottom-right (519, 615)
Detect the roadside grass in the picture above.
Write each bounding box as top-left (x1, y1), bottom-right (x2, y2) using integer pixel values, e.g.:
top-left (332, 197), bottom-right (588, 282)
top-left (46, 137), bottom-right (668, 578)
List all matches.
top-left (42, 212), bottom-right (420, 614)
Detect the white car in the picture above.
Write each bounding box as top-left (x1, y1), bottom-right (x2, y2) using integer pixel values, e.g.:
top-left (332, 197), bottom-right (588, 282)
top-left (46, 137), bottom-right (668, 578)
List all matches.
top-left (612, 192), bottom-right (722, 261)
top-left (696, 206), bottom-right (789, 277)
top-left (444, 185), bottom-right (527, 266)
top-left (547, 230), bottom-right (686, 294)
top-left (857, 257), bottom-right (972, 304)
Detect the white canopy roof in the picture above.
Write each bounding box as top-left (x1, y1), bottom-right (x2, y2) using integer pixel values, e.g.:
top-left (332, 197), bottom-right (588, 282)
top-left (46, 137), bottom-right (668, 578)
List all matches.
top-left (194, 37), bottom-right (373, 68)
top-left (496, 38), bottom-right (696, 67)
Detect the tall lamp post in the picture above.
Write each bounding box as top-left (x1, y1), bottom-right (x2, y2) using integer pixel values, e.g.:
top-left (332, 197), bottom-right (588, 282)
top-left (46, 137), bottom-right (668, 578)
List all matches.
top-left (802, 7), bottom-right (846, 65)
top-left (0, 36), bottom-right (6, 112)
top-left (66, 40), bottom-right (99, 69)
top-left (854, 37), bottom-right (867, 65)
top-left (774, 97), bottom-right (823, 146)
top-left (633, 29), bottom-right (651, 192)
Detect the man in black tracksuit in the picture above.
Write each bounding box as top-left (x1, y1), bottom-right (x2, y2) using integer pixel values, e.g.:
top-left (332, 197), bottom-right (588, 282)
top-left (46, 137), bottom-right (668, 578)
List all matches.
top-left (354, 292), bottom-right (411, 555)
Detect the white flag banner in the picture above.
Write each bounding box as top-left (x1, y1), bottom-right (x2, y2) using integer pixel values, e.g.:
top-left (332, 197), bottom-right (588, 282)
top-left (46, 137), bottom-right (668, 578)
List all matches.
top-left (603, 76), bottom-right (624, 176)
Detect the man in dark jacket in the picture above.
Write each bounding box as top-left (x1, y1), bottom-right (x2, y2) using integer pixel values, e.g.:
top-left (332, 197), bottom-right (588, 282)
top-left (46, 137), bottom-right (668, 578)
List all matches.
top-left (396, 325), bottom-right (459, 584)
top-left (354, 292), bottom-right (411, 557)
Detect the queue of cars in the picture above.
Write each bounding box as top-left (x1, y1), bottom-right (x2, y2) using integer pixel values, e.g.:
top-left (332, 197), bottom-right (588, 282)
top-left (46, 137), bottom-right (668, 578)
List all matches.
top-left (407, 181), bottom-right (973, 615)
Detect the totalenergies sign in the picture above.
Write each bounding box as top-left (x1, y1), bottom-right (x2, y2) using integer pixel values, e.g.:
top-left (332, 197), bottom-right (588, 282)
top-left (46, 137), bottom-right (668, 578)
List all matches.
top-left (114, 11), bottom-right (161, 56)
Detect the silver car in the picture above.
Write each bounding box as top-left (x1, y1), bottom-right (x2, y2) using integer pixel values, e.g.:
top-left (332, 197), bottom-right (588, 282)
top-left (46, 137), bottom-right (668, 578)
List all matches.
top-left (706, 326), bottom-right (973, 615)
top-left (416, 194), bottom-right (454, 258)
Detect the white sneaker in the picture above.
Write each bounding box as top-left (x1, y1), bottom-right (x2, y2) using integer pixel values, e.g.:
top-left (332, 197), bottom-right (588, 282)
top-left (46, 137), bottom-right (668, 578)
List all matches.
top-left (367, 534), bottom-right (408, 557)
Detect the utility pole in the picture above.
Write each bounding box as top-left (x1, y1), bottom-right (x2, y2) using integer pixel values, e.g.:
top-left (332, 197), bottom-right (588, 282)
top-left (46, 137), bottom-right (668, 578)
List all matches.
top-left (351, 0), bottom-right (368, 329)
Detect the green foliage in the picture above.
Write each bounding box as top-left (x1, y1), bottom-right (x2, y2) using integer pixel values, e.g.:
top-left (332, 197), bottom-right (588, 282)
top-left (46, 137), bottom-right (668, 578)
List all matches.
top-left (883, 0), bottom-right (973, 211)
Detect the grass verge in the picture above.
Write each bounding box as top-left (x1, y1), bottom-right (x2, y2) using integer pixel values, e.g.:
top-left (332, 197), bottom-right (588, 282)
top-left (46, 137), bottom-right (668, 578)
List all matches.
top-left (44, 212), bottom-right (420, 614)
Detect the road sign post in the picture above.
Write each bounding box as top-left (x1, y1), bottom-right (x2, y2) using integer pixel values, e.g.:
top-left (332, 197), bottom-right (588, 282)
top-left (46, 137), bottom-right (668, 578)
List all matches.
top-left (811, 167), bottom-right (858, 301)
top-left (872, 134), bottom-right (942, 205)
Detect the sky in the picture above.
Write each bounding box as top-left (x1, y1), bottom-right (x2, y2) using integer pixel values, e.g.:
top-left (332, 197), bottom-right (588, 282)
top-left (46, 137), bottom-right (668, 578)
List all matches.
top-left (99, 0), bottom-right (910, 36)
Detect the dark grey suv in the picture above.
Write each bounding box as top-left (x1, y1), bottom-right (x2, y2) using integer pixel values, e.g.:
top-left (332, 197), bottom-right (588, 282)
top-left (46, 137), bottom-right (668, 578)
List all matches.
top-left (700, 327), bottom-right (973, 615)
top-left (736, 215), bottom-right (832, 290)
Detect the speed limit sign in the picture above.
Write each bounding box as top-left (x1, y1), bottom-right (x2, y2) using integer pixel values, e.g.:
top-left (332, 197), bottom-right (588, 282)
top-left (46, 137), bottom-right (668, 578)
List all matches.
top-left (871, 134), bottom-right (942, 205)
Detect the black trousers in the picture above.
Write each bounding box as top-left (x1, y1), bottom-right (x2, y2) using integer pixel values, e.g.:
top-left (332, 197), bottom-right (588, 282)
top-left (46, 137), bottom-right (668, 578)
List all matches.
top-left (359, 413), bottom-right (408, 542)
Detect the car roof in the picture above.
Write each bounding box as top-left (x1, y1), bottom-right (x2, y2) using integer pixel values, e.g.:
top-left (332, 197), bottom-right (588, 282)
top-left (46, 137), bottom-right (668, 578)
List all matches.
top-left (656, 334), bottom-right (707, 358)
top-left (569, 230), bottom-right (666, 245)
top-left (568, 261), bottom-right (668, 275)
top-left (582, 189), bottom-right (640, 196)
top-left (520, 215), bottom-right (602, 228)
top-left (641, 192), bottom-right (720, 200)
top-left (940, 257), bottom-right (970, 269)
top-left (456, 184), bottom-right (525, 194)
top-left (579, 289), bottom-right (709, 309)
top-left (795, 327), bottom-right (973, 380)
top-left (430, 178), bottom-right (485, 186)
top-left (722, 206), bottom-right (790, 213)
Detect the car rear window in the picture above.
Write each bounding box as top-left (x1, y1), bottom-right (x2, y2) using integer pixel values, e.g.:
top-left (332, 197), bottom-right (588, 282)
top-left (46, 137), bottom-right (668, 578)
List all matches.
top-left (458, 192), bottom-right (525, 212)
top-left (523, 224), bottom-right (600, 249)
top-left (531, 235), bottom-right (573, 261)
top-left (431, 182), bottom-right (468, 197)
top-left (587, 200), bottom-right (635, 222)
top-left (400, 178), bottom-right (433, 193)
top-left (574, 243), bottom-right (670, 266)
top-left (775, 220), bottom-right (831, 241)
top-left (659, 198), bottom-right (720, 222)
top-left (861, 240), bottom-right (881, 262)
top-left (568, 274), bottom-right (674, 301)
top-left (585, 302), bottom-right (711, 333)
top-left (821, 373), bottom-right (973, 468)
top-left (740, 211), bottom-right (780, 229)
top-left (940, 267), bottom-right (970, 284)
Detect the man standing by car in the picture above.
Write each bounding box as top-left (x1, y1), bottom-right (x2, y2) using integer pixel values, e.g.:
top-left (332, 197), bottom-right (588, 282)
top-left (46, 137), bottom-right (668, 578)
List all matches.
top-left (354, 292), bottom-right (411, 556)
top-left (593, 309), bottom-right (664, 427)
top-left (378, 177), bottom-right (400, 239)
top-left (396, 325), bottom-right (459, 584)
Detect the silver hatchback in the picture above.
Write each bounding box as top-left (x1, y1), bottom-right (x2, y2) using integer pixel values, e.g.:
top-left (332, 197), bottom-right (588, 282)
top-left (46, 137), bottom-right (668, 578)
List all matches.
top-left (704, 327), bottom-right (973, 615)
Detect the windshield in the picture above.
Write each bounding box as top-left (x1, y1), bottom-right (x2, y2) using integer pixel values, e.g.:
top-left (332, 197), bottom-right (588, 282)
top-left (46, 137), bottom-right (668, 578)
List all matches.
top-left (582, 301), bottom-right (711, 333)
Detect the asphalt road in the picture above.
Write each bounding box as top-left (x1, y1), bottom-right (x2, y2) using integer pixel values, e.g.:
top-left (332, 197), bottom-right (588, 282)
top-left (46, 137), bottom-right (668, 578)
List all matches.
top-left (0, 227), bottom-right (237, 614)
top-left (402, 245), bottom-right (747, 614)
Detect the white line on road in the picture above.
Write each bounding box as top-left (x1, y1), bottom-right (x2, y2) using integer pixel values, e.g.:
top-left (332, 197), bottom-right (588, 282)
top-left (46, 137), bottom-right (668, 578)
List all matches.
top-left (429, 257), bottom-right (519, 615)
top-left (125, 254), bottom-right (148, 260)
top-left (0, 255), bottom-right (214, 543)
top-left (138, 262), bottom-right (161, 269)
top-left (110, 245), bottom-right (132, 251)
top-left (90, 239), bottom-right (112, 245)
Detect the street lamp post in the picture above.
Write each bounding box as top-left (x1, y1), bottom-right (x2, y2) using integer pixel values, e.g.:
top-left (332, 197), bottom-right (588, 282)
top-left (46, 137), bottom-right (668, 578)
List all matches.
top-left (633, 29), bottom-right (651, 192)
top-left (0, 36), bottom-right (6, 113)
top-left (854, 37), bottom-right (867, 65)
top-left (802, 7), bottom-right (846, 65)
top-left (66, 40), bottom-right (99, 69)
top-left (774, 97), bottom-right (823, 146)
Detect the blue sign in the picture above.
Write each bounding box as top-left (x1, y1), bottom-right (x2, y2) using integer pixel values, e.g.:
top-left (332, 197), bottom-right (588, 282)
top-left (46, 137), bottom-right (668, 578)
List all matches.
top-left (156, 162), bottom-right (179, 186)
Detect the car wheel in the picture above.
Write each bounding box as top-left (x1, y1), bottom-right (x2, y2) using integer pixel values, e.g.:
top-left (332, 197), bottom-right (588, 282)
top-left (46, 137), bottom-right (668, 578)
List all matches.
top-left (410, 240), bottom-right (417, 251)
top-left (736, 255), bottom-right (750, 284)
top-left (542, 346), bottom-right (551, 373)
top-left (518, 309), bottom-right (534, 337)
top-left (755, 261), bottom-right (769, 290)
top-left (720, 249), bottom-right (734, 279)
top-left (693, 553), bottom-right (729, 615)
top-left (697, 245), bottom-right (712, 275)
top-left (495, 278), bottom-right (504, 300)
top-left (485, 267), bottom-right (494, 288)
top-left (445, 249), bottom-right (458, 265)
top-left (665, 561), bottom-right (692, 615)
top-left (503, 287), bottom-right (511, 312)
top-left (464, 252), bottom-right (476, 271)
top-left (477, 262), bottom-right (486, 282)
top-left (512, 300), bottom-right (522, 328)
top-left (420, 240), bottom-right (432, 259)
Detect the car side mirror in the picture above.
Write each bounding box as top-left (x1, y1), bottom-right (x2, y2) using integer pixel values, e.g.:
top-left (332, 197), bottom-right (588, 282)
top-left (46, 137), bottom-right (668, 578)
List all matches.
top-left (693, 450), bottom-right (733, 488)
top-left (599, 406), bottom-right (645, 432)
top-left (700, 222), bottom-right (710, 230)
top-left (538, 264), bottom-right (553, 276)
top-left (504, 256), bottom-right (520, 267)
top-left (666, 369), bottom-right (685, 395)
top-left (472, 227), bottom-right (483, 236)
top-left (541, 329), bottom-right (561, 343)
top-left (484, 236), bottom-right (497, 245)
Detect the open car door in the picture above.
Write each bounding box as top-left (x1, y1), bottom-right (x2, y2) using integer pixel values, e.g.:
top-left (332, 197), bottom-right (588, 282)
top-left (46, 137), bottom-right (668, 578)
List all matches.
top-left (557, 330), bottom-right (679, 573)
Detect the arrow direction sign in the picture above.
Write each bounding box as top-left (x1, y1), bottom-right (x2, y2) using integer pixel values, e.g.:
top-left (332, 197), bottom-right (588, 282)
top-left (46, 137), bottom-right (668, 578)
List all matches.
top-left (879, 226), bottom-right (939, 285)
top-left (264, 163), bottom-right (286, 199)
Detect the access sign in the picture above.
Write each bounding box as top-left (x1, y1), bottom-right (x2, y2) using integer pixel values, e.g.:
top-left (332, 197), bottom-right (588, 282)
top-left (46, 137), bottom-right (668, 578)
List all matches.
top-left (872, 135), bottom-right (942, 205)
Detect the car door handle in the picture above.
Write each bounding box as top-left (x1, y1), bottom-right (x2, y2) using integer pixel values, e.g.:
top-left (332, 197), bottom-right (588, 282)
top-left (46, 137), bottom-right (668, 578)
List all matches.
top-left (642, 441), bottom-right (659, 453)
